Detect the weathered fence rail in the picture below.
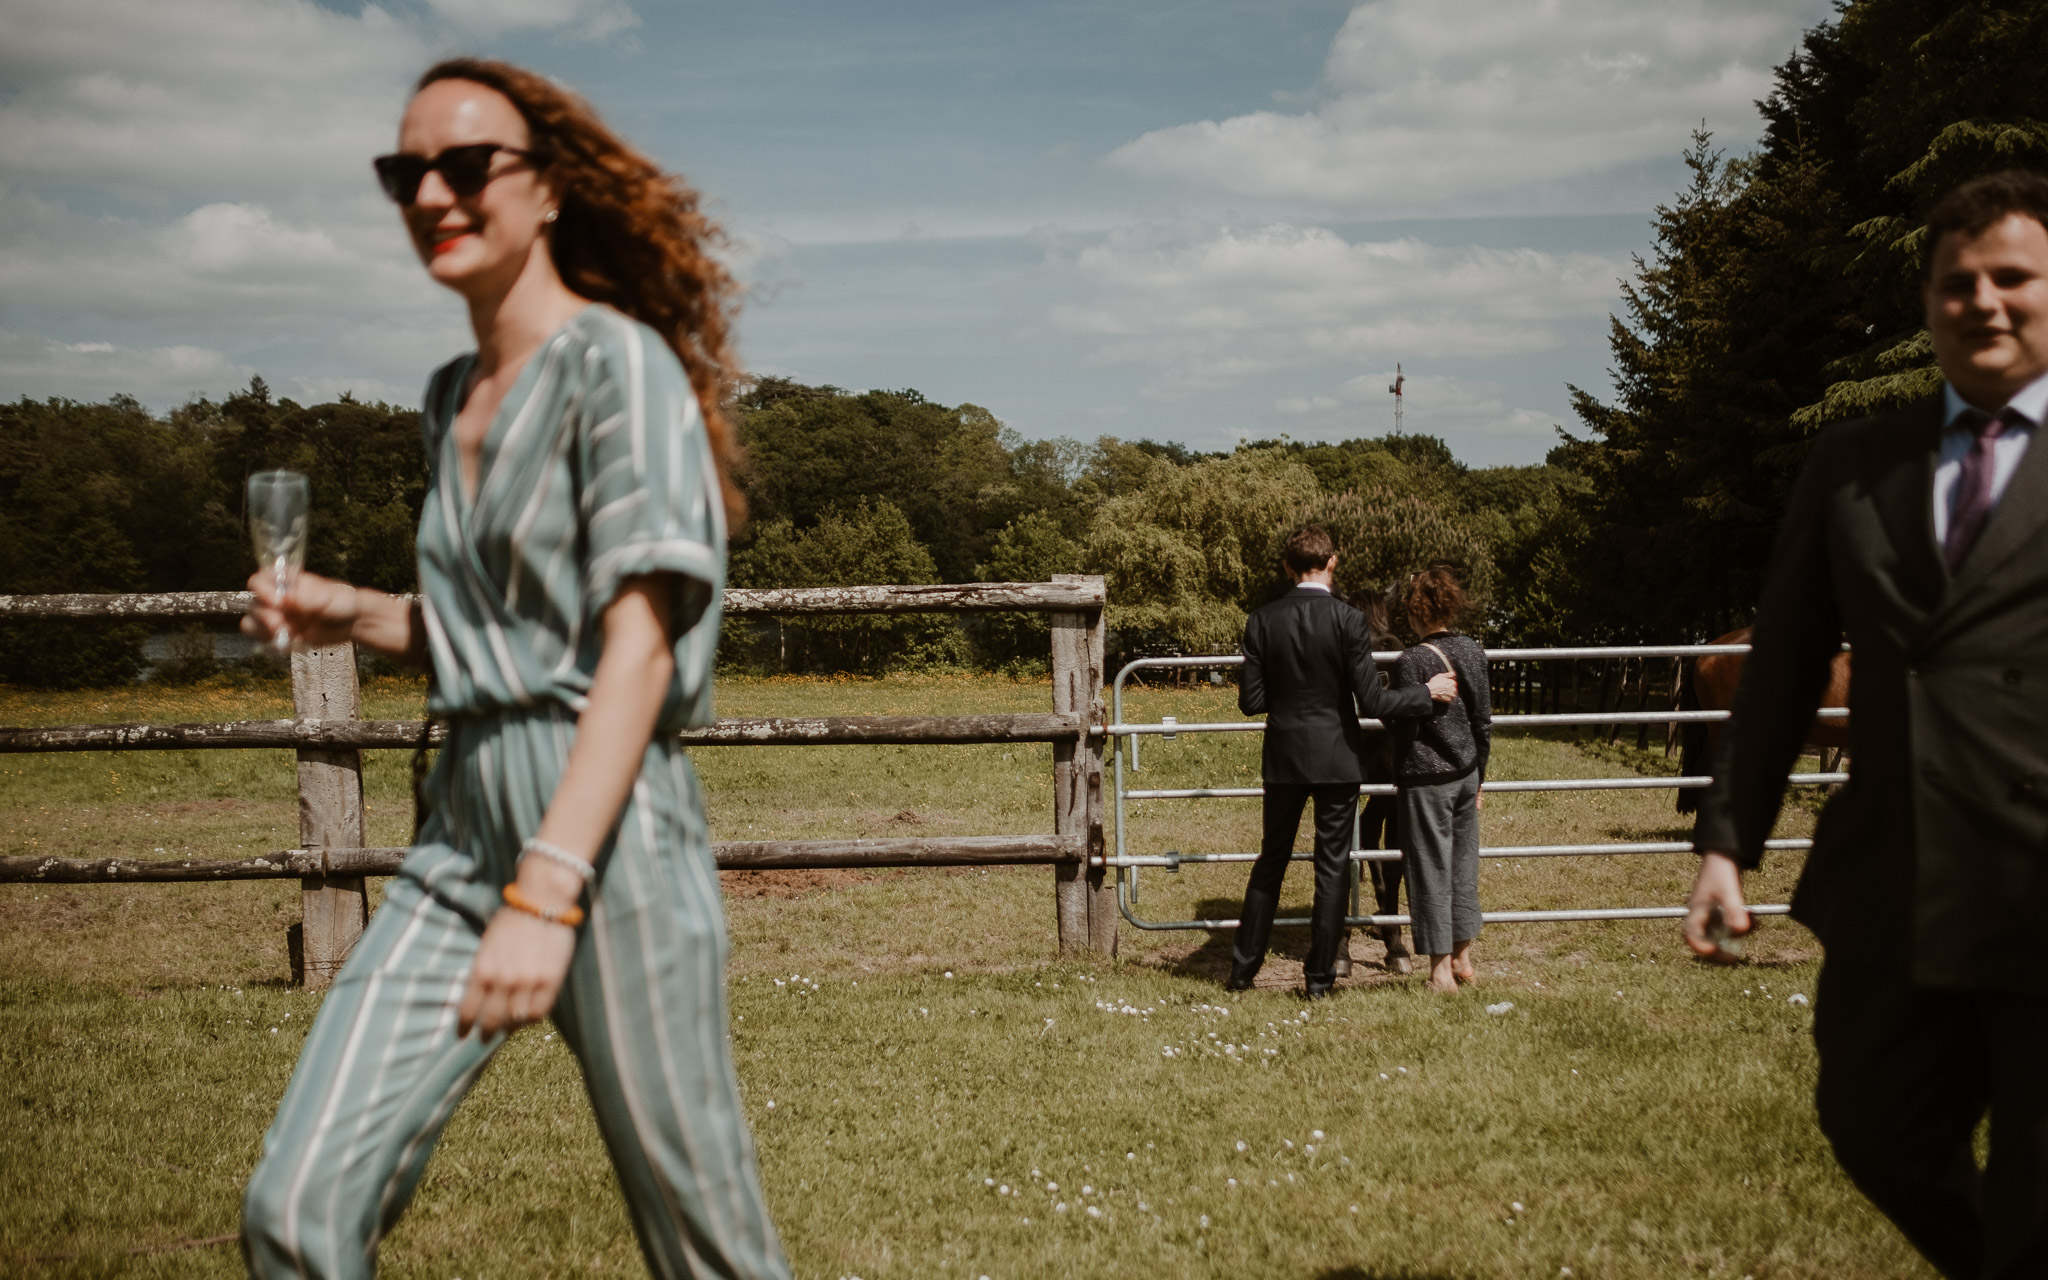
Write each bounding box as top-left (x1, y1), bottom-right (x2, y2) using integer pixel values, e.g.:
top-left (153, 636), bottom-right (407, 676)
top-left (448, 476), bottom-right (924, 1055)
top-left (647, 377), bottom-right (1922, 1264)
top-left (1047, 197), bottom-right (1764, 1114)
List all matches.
top-left (0, 712), bottom-right (1086, 753)
top-left (0, 579), bottom-right (1113, 985)
top-left (0, 581), bottom-right (1103, 620)
top-left (0, 833), bottom-right (1086, 884)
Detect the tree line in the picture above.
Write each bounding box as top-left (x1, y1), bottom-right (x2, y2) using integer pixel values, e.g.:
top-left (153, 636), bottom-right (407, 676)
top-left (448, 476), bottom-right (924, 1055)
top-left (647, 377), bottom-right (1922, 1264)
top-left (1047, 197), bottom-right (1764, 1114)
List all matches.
top-left (0, 371), bottom-right (1573, 683)
top-left (2, 0), bottom-right (2040, 685)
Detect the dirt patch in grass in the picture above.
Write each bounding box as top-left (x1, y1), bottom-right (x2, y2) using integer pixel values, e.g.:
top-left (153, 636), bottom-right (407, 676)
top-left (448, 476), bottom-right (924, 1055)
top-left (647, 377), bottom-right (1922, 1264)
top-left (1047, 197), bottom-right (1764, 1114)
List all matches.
top-left (720, 868), bottom-right (876, 898)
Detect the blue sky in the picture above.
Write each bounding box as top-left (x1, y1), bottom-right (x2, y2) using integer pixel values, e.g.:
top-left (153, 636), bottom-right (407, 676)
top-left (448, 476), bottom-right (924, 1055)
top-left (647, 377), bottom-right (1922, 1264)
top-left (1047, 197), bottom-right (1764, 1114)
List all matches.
top-left (0, 0), bottom-right (1834, 465)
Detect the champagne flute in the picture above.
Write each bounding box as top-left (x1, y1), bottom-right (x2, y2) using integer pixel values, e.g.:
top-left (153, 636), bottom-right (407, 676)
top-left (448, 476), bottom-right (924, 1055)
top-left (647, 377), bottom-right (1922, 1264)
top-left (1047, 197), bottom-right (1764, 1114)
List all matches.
top-left (247, 470), bottom-right (310, 654)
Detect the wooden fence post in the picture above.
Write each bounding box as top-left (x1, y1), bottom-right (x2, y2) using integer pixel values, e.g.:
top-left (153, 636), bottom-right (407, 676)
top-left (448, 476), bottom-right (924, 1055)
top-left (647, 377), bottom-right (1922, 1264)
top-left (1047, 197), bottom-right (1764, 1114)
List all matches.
top-left (289, 643), bottom-right (368, 989)
top-left (1051, 574), bottom-right (1114, 957)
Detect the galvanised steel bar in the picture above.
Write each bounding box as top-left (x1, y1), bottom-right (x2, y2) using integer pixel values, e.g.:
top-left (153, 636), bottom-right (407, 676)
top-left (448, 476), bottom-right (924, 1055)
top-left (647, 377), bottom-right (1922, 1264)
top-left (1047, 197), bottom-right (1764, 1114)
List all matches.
top-left (1105, 707), bottom-right (1845, 737)
top-left (1121, 773), bottom-right (1848, 800)
top-left (1105, 837), bottom-right (1813, 868)
top-left (1118, 899), bottom-right (1794, 932)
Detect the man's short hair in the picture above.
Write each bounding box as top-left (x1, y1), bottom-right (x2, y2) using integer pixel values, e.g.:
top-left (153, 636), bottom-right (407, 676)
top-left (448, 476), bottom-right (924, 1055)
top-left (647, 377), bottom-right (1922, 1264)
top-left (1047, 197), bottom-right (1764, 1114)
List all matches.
top-left (1924, 169), bottom-right (2048, 278)
top-left (1282, 525), bottom-right (1336, 575)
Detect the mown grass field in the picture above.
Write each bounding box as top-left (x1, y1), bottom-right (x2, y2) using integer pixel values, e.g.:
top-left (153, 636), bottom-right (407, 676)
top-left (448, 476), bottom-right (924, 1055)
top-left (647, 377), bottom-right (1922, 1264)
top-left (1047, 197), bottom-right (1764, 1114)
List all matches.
top-left (0, 674), bottom-right (1928, 1279)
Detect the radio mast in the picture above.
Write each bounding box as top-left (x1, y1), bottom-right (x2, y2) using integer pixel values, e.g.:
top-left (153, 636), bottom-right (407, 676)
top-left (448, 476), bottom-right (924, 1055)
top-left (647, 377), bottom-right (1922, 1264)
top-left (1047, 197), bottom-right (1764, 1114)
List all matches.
top-left (1388, 362), bottom-right (1405, 435)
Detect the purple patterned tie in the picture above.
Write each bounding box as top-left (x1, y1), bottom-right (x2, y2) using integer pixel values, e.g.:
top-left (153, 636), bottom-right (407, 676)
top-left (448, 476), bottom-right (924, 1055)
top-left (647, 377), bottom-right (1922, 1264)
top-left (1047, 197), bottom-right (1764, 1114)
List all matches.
top-left (1944, 407), bottom-right (2019, 573)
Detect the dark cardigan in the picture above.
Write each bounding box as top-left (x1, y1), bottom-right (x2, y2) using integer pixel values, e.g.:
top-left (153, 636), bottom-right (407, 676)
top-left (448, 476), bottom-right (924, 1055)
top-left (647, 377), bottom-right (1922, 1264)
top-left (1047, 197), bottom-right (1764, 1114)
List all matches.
top-left (1388, 632), bottom-right (1493, 785)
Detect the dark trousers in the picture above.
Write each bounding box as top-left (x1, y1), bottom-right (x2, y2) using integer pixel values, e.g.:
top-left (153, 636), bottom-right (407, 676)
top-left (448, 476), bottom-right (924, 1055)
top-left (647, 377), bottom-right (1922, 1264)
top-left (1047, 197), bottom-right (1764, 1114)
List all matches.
top-left (1813, 961), bottom-right (2048, 1279)
top-left (1232, 783), bottom-right (1356, 989)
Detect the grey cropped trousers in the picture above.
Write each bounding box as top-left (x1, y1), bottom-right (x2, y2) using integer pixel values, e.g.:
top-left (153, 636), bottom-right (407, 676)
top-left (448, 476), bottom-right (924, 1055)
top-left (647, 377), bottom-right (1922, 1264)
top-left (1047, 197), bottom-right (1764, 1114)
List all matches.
top-left (1398, 770), bottom-right (1482, 955)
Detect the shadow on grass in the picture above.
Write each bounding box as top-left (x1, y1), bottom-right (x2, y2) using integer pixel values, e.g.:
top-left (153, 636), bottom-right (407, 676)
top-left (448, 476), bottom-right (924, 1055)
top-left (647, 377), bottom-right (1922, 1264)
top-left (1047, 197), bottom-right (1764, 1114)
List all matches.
top-left (1146, 897), bottom-right (1411, 990)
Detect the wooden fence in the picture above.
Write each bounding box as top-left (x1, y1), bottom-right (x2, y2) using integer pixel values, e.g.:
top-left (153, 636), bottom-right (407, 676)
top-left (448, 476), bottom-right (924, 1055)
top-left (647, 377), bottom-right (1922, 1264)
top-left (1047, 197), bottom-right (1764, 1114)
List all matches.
top-left (0, 577), bottom-right (1113, 985)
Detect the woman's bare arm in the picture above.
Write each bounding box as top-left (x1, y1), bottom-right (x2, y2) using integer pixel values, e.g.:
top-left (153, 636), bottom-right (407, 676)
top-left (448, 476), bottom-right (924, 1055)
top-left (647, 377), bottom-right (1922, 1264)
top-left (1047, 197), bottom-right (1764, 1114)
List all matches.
top-left (457, 574), bottom-right (677, 1037)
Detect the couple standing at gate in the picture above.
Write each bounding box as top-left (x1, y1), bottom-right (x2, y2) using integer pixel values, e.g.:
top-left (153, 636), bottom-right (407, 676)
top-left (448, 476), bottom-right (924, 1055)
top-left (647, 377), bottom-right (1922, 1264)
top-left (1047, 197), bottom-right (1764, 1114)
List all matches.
top-left (1227, 526), bottom-right (1492, 997)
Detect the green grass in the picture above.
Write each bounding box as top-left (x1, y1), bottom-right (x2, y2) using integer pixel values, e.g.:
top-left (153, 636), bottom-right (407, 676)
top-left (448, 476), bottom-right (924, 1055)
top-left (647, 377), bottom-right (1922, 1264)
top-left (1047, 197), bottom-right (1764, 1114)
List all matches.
top-left (0, 675), bottom-right (1927, 1278)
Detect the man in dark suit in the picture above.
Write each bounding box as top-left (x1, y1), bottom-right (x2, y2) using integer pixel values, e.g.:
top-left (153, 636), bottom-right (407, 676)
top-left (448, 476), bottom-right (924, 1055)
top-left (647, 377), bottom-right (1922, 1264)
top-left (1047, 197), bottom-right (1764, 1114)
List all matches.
top-left (1230, 525), bottom-right (1456, 996)
top-left (1685, 170), bottom-right (2048, 1280)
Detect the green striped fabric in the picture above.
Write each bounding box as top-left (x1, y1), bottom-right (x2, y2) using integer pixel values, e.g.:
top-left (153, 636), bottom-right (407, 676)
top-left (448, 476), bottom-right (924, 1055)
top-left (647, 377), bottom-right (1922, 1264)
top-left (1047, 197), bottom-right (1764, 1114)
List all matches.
top-left (241, 307), bottom-right (788, 1279)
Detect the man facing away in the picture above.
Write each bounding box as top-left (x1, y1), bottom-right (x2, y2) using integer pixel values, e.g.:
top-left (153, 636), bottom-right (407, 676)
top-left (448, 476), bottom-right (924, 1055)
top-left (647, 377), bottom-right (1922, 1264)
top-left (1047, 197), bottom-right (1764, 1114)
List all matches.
top-left (1684, 170), bottom-right (2048, 1279)
top-left (1230, 526), bottom-right (1456, 997)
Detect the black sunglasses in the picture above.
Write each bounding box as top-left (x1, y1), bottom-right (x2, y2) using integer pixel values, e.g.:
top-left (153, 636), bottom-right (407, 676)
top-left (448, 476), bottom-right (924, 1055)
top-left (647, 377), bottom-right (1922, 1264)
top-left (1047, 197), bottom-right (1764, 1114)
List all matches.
top-left (372, 143), bottom-right (533, 205)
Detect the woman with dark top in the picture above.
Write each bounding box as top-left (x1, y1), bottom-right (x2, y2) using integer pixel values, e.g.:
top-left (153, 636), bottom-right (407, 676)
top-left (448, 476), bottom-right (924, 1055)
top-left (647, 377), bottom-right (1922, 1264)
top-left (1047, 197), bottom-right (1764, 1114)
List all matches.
top-left (237, 59), bottom-right (788, 1278)
top-left (1388, 568), bottom-right (1492, 993)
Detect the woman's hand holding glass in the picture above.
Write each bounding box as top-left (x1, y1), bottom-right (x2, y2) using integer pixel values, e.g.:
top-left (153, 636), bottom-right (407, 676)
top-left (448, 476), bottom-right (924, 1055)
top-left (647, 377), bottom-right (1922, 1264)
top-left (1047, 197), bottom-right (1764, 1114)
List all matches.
top-left (240, 569), bottom-right (363, 651)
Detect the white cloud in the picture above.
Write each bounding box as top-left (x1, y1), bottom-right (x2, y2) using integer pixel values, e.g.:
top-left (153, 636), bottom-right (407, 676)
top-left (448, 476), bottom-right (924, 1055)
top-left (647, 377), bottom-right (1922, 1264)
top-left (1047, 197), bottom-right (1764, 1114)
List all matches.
top-left (1042, 219), bottom-right (1622, 399)
top-left (1275, 371), bottom-right (1559, 444)
top-left (1106, 0), bottom-right (1829, 214)
top-left (422, 0), bottom-right (640, 39)
top-left (0, 0), bottom-right (476, 408)
top-left (0, 0), bottom-right (422, 205)
top-left (0, 329), bottom-right (255, 406)
top-left (0, 188), bottom-right (447, 340)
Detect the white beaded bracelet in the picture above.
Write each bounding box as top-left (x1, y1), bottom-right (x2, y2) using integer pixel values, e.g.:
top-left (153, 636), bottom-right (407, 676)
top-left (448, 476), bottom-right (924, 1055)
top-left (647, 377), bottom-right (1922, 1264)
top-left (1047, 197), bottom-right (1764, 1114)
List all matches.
top-left (520, 837), bottom-right (595, 882)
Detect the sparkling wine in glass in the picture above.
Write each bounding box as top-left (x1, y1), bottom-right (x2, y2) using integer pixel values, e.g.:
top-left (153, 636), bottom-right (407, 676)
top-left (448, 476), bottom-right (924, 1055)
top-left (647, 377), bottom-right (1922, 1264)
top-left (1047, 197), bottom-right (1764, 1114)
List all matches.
top-left (247, 470), bottom-right (310, 654)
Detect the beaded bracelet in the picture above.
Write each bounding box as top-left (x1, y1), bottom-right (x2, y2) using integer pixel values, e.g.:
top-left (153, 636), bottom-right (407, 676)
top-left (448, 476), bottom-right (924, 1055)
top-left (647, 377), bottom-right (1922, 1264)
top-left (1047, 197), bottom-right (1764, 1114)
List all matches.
top-left (501, 882), bottom-right (585, 928)
top-left (520, 837), bottom-right (595, 882)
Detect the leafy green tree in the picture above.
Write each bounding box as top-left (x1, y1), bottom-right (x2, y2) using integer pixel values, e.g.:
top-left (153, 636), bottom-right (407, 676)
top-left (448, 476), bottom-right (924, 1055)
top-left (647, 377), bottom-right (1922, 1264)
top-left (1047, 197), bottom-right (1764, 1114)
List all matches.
top-left (1786, 0), bottom-right (2048, 426)
top-left (1562, 1), bottom-right (2048, 641)
top-left (972, 510), bottom-right (1090, 664)
top-left (0, 395), bottom-right (242, 685)
top-left (1276, 486), bottom-right (1494, 639)
top-left (1085, 448), bottom-right (1318, 654)
top-left (0, 381), bottom-right (429, 685)
top-left (728, 498), bottom-right (968, 673)
top-left (1563, 129), bottom-right (1856, 639)
top-left (261, 400), bottom-right (427, 592)
top-left (734, 379), bottom-right (1021, 582)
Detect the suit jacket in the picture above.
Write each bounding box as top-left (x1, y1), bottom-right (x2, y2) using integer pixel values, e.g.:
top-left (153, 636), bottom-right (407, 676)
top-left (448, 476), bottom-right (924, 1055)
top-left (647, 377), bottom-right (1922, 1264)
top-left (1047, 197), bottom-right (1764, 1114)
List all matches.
top-left (1240, 586), bottom-right (1433, 785)
top-left (1694, 395), bottom-right (2048, 991)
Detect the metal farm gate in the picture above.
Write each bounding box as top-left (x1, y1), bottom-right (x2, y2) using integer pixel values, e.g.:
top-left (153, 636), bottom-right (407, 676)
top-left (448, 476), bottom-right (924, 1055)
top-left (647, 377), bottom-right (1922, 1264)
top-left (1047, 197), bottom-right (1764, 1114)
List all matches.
top-left (1106, 646), bottom-right (1845, 934)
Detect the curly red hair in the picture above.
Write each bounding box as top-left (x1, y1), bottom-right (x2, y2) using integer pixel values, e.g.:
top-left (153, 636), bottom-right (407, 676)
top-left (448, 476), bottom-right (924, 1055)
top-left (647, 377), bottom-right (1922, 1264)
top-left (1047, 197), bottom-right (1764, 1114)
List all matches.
top-left (1403, 565), bottom-right (1469, 634)
top-left (415, 58), bottom-right (748, 529)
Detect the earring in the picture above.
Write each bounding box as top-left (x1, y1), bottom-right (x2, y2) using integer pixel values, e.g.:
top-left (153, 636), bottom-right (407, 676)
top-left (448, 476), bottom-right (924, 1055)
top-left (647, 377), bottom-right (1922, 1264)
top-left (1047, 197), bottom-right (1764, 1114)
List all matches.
top-left (543, 208), bottom-right (559, 224)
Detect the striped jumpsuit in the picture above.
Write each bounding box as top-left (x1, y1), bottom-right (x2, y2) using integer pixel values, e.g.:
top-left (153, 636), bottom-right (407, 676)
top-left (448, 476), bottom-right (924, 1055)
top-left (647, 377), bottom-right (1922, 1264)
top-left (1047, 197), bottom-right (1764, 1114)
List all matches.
top-left (241, 305), bottom-right (789, 1280)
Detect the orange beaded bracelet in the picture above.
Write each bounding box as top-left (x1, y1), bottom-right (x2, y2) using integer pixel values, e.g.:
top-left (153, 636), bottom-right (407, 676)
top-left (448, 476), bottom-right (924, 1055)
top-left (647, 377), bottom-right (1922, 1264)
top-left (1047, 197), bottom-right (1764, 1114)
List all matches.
top-left (501, 881), bottom-right (585, 928)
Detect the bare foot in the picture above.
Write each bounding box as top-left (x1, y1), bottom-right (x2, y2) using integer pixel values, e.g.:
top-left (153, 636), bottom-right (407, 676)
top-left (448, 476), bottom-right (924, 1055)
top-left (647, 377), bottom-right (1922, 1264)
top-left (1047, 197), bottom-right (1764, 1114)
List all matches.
top-left (1425, 975), bottom-right (1460, 993)
top-left (1452, 943), bottom-right (1476, 985)
top-left (1426, 955), bottom-right (1460, 992)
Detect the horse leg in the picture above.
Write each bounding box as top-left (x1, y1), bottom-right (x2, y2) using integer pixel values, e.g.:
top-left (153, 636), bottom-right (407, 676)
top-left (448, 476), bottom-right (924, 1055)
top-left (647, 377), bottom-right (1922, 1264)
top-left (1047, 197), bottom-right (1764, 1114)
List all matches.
top-left (1363, 794), bottom-right (1410, 974)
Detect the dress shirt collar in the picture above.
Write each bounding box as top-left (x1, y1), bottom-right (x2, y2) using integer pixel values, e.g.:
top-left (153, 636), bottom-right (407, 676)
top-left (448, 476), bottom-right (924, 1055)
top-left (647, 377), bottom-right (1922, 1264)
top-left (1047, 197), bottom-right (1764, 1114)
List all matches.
top-left (1293, 580), bottom-right (1331, 593)
top-left (1943, 368), bottom-right (2048, 430)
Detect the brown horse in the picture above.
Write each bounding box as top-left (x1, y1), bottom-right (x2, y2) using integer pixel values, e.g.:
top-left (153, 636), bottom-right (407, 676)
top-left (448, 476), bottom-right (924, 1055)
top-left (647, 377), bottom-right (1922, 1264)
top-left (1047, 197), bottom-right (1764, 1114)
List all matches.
top-left (1674, 627), bottom-right (1851, 813)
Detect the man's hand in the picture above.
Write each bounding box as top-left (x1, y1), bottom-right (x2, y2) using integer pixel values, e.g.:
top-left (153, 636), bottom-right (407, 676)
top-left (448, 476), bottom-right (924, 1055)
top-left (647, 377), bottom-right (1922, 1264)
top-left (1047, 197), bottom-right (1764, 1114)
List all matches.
top-left (1682, 851), bottom-right (1752, 963)
top-left (1426, 671), bottom-right (1458, 702)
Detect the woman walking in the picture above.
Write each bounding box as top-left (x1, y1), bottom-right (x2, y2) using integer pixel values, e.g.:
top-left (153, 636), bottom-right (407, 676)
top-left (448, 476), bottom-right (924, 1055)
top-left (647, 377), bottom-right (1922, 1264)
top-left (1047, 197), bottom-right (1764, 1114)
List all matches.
top-left (1390, 568), bottom-right (1492, 994)
top-left (238, 60), bottom-right (788, 1279)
